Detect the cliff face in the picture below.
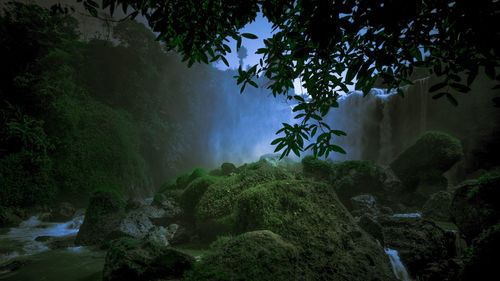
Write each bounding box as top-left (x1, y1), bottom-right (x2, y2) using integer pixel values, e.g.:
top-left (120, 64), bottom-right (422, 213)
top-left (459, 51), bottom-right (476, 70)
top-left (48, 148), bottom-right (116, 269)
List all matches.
top-left (325, 71), bottom-right (500, 180)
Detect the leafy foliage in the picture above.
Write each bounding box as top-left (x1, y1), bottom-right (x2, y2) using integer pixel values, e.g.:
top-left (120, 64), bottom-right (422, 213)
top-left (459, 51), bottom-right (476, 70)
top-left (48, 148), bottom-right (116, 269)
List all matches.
top-left (87, 0), bottom-right (500, 158)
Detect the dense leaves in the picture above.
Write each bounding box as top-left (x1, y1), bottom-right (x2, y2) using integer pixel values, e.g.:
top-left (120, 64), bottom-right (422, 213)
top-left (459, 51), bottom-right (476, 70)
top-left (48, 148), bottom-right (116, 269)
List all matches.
top-left (86, 0), bottom-right (500, 158)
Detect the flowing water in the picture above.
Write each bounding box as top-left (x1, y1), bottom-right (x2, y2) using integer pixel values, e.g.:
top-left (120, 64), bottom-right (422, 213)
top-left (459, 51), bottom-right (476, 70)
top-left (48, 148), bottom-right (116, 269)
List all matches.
top-left (0, 215), bottom-right (105, 281)
top-left (385, 248), bottom-right (412, 281)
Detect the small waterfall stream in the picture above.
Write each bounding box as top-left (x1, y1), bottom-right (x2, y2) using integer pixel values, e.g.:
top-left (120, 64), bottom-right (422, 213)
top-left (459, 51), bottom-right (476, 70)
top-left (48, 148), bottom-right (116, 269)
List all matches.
top-left (0, 215), bottom-right (84, 264)
top-left (385, 248), bottom-right (412, 281)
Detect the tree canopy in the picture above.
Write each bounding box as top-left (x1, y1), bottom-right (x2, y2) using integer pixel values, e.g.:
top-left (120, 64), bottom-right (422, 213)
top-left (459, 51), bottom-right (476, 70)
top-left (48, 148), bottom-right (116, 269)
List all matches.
top-left (78, 0), bottom-right (500, 158)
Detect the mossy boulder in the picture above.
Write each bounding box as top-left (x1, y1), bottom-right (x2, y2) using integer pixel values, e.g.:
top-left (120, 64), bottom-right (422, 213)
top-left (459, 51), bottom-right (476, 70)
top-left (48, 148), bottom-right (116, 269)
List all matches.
top-left (184, 230), bottom-right (300, 281)
top-left (301, 155), bottom-right (333, 181)
top-left (220, 163), bottom-right (236, 176)
top-left (179, 176), bottom-right (219, 216)
top-left (390, 131), bottom-right (463, 194)
top-left (422, 191), bottom-right (453, 221)
top-left (230, 180), bottom-right (396, 281)
top-left (195, 160), bottom-right (292, 226)
top-left (331, 160), bottom-right (386, 207)
top-left (102, 237), bottom-right (194, 281)
top-left (459, 223), bottom-right (500, 281)
top-left (75, 187), bottom-right (126, 245)
top-left (158, 178), bottom-right (177, 193)
top-left (450, 173), bottom-right (500, 243)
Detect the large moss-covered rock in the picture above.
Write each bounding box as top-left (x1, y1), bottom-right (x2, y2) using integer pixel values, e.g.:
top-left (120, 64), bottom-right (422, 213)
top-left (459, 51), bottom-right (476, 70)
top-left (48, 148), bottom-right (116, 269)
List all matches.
top-left (184, 230), bottom-right (300, 281)
top-left (390, 131), bottom-right (463, 204)
top-left (102, 237), bottom-right (194, 281)
top-left (75, 187), bottom-right (125, 245)
top-left (450, 173), bottom-right (500, 243)
top-left (195, 160), bottom-right (292, 235)
top-left (231, 180), bottom-right (396, 281)
top-left (459, 223), bottom-right (500, 281)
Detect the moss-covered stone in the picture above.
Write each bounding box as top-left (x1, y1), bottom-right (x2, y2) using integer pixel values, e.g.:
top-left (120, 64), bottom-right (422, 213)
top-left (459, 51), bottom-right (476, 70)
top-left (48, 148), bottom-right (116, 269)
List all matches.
top-left (158, 178), bottom-right (177, 193)
top-left (229, 180), bottom-right (396, 280)
top-left (390, 131), bottom-right (463, 192)
top-left (301, 155), bottom-right (333, 181)
top-left (331, 160), bottom-right (386, 207)
top-left (179, 176), bottom-right (219, 216)
top-left (195, 160), bottom-right (292, 223)
top-left (460, 223), bottom-right (500, 281)
top-left (75, 186), bottom-right (126, 245)
top-left (184, 230), bottom-right (300, 281)
top-left (188, 168), bottom-right (207, 182)
top-left (450, 173), bottom-right (500, 243)
top-left (103, 237), bottom-right (195, 281)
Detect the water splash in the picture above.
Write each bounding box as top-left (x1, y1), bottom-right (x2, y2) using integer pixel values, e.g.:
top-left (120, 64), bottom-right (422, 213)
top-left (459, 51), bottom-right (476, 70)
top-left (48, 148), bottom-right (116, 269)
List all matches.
top-left (385, 248), bottom-right (412, 281)
top-left (0, 215), bottom-right (84, 264)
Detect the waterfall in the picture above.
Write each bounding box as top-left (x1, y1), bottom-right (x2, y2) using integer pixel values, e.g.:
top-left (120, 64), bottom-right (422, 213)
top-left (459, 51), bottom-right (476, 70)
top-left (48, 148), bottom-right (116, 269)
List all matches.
top-left (322, 72), bottom-right (499, 166)
top-left (385, 248), bottom-right (412, 281)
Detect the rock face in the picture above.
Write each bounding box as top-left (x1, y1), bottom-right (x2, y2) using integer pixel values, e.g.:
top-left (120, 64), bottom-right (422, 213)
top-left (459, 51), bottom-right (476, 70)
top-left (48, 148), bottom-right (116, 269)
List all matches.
top-left (390, 131), bottom-right (463, 205)
top-left (450, 173), bottom-right (500, 243)
top-left (422, 191), bottom-right (452, 221)
top-left (185, 230), bottom-right (300, 281)
top-left (379, 216), bottom-right (456, 280)
top-left (76, 187), bottom-right (181, 246)
top-left (102, 237), bottom-right (194, 281)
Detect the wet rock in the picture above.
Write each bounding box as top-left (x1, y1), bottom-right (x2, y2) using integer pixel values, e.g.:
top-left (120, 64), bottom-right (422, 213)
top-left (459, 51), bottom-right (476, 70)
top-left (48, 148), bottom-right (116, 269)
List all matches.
top-left (102, 237), bottom-right (194, 281)
top-left (422, 191), bottom-right (452, 221)
top-left (75, 187), bottom-right (126, 246)
top-left (350, 194), bottom-right (379, 218)
top-left (34, 235), bottom-right (52, 242)
top-left (380, 216), bottom-right (455, 279)
top-left (0, 259), bottom-right (30, 275)
top-left (450, 173), bottom-right (500, 243)
top-left (145, 224), bottom-right (178, 246)
top-left (0, 207), bottom-right (22, 227)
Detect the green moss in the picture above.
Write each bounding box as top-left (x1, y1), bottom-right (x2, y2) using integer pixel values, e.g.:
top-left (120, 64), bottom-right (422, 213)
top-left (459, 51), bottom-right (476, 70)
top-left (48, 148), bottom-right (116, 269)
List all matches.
top-left (176, 173), bottom-right (191, 190)
top-left (301, 155), bottom-right (333, 181)
top-left (183, 230), bottom-right (300, 281)
top-left (195, 160), bottom-right (292, 222)
top-left (390, 131), bottom-right (463, 190)
top-left (179, 176), bottom-right (219, 215)
top-left (331, 160), bottom-right (386, 201)
top-left (189, 168), bottom-right (207, 182)
top-left (85, 186), bottom-right (125, 222)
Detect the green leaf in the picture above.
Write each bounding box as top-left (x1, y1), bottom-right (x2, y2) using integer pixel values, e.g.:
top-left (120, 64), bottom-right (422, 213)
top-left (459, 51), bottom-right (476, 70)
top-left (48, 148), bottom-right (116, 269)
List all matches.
top-left (248, 80), bottom-right (258, 88)
top-left (445, 93), bottom-right (458, 107)
top-left (331, 130), bottom-right (347, 136)
top-left (429, 81), bottom-right (447, 92)
top-left (450, 83), bottom-right (470, 93)
top-left (271, 138), bottom-right (283, 145)
top-left (241, 33), bottom-right (258, 39)
top-left (432, 92), bottom-right (446, 100)
top-left (330, 145), bottom-right (346, 154)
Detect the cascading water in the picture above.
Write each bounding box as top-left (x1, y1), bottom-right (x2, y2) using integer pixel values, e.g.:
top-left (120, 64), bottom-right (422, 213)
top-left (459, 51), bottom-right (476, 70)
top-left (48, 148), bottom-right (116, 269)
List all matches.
top-left (0, 215), bottom-right (84, 264)
top-left (385, 248), bottom-right (412, 281)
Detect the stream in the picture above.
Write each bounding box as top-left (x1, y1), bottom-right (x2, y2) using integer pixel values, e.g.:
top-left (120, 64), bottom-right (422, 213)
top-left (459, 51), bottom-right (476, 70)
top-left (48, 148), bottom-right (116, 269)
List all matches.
top-left (0, 215), bottom-right (105, 281)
